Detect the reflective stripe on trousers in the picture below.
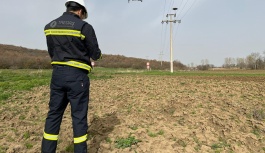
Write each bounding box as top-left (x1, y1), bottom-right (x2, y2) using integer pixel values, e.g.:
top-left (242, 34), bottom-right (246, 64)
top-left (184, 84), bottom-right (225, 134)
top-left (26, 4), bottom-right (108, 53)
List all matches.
top-left (43, 132), bottom-right (87, 143)
top-left (74, 134), bottom-right (88, 144)
top-left (43, 132), bottom-right (58, 141)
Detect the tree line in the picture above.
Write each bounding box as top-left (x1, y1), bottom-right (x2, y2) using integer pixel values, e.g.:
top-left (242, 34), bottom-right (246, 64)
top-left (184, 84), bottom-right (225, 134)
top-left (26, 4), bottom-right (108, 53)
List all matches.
top-left (1, 44), bottom-right (264, 70)
top-left (186, 52), bottom-right (265, 70)
top-left (223, 52), bottom-right (265, 69)
top-left (0, 44), bottom-right (186, 70)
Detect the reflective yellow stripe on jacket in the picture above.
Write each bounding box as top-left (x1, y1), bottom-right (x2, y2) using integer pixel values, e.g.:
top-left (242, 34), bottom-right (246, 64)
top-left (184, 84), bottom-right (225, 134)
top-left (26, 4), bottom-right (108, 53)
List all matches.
top-left (74, 134), bottom-right (87, 144)
top-left (43, 132), bottom-right (58, 141)
top-left (45, 29), bottom-right (86, 40)
top-left (52, 61), bottom-right (92, 72)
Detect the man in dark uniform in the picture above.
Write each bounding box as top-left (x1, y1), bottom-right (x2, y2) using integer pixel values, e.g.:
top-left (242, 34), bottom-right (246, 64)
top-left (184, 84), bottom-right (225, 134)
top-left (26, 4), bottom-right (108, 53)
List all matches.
top-left (41, 0), bottom-right (102, 152)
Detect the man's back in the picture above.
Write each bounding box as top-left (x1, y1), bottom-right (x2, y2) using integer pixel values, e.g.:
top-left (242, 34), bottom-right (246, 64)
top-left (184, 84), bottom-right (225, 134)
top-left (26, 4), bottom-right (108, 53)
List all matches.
top-left (42, 1), bottom-right (102, 153)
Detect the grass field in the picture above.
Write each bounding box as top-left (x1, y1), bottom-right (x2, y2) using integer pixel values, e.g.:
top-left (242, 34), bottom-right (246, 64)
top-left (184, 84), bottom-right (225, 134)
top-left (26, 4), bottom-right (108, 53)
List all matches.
top-left (1, 68), bottom-right (265, 102)
top-left (0, 68), bottom-right (265, 153)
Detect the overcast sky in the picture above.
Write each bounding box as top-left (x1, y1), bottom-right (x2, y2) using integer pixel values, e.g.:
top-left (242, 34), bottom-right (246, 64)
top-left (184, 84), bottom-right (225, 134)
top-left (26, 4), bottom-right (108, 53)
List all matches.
top-left (0, 0), bottom-right (264, 67)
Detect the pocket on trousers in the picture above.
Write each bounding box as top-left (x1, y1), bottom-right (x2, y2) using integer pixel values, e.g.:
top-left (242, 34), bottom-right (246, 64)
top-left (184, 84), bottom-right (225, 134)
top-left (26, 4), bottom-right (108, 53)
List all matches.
top-left (67, 74), bottom-right (89, 95)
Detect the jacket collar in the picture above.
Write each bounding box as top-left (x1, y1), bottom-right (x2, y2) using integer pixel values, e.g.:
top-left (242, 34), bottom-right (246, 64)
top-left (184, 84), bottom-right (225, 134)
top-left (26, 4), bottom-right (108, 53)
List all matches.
top-left (63, 12), bottom-right (81, 19)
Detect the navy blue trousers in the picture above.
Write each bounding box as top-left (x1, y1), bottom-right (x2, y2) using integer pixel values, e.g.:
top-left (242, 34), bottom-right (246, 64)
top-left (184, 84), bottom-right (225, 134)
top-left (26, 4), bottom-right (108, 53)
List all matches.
top-left (42, 66), bottom-right (89, 153)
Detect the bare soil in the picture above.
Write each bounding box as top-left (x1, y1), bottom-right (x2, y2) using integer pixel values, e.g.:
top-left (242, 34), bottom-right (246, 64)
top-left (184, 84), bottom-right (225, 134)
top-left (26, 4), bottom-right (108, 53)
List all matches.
top-left (1, 75), bottom-right (265, 153)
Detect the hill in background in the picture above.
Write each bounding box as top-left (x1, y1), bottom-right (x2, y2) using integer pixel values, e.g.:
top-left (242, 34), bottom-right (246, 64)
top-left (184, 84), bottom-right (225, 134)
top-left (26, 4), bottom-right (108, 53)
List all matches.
top-left (0, 44), bottom-right (186, 70)
top-left (0, 44), bottom-right (51, 69)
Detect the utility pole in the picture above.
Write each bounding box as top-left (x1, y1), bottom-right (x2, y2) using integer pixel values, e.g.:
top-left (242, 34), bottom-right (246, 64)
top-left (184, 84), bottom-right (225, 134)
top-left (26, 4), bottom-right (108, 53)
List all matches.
top-left (162, 8), bottom-right (181, 73)
top-left (159, 52), bottom-right (163, 66)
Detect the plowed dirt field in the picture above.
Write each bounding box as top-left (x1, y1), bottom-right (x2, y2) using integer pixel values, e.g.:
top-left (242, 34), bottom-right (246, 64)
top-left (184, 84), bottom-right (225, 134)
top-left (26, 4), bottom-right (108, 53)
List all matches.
top-left (1, 74), bottom-right (265, 153)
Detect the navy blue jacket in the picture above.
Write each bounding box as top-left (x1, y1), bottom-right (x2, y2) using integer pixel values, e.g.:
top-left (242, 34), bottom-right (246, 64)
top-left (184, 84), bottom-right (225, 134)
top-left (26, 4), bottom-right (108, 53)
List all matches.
top-left (44, 12), bottom-right (102, 71)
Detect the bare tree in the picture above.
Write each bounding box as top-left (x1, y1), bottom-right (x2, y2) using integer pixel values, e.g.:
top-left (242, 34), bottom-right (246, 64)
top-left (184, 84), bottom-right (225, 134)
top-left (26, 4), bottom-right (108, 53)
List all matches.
top-left (263, 50), bottom-right (265, 60)
top-left (224, 57), bottom-right (229, 68)
top-left (236, 58), bottom-right (246, 69)
top-left (224, 57), bottom-right (236, 68)
top-left (205, 59), bottom-right (209, 66)
top-left (201, 59), bottom-right (205, 66)
top-left (250, 52), bottom-right (261, 69)
top-left (190, 62), bottom-right (194, 68)
top-left (198, 59), bottom-right (211, 70)
top-left (246, 54), bottom-right (255, 69)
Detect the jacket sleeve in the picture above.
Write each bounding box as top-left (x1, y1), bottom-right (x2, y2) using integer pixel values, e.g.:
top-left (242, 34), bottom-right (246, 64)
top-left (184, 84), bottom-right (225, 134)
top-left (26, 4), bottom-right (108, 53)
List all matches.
top-left (46, 37), bottom-right (54, 58)
top-left (82, 23), bottom-right (102, 61)
top-left (44, 25), bottom-right (54, 58)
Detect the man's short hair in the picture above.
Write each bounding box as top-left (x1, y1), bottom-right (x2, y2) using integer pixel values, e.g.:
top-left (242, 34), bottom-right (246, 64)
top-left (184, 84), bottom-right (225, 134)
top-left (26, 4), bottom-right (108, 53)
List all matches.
top-left (66, 2), bottom-right (84, 12)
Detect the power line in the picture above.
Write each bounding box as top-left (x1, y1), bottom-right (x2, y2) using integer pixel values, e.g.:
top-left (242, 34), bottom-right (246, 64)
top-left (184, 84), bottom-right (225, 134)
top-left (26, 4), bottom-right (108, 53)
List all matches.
top-left (180, 0), bottom-right (197, 19)
top-left (173, 22), bottom-right (181, 41)
top-left (159, 0), bottom-right (168, 60)
top-left (160, 23), bottom-right (164, 53)
top-left (158, 52), bottom-right (164, 66)
top-left (176, 0), bottom-right (189, 19)
top-left (166, 0), bottom-right (174, 14)
top-left (162, 0), bottom-right (167, 18)
top-left (162, 24), bottom-right (168, 55)
top-left (179, 0), bottom-right (184, 8)
top-left (170, 0), bottom-right (175, 11)
top-left (175, 0), bottom-right (184, 17)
